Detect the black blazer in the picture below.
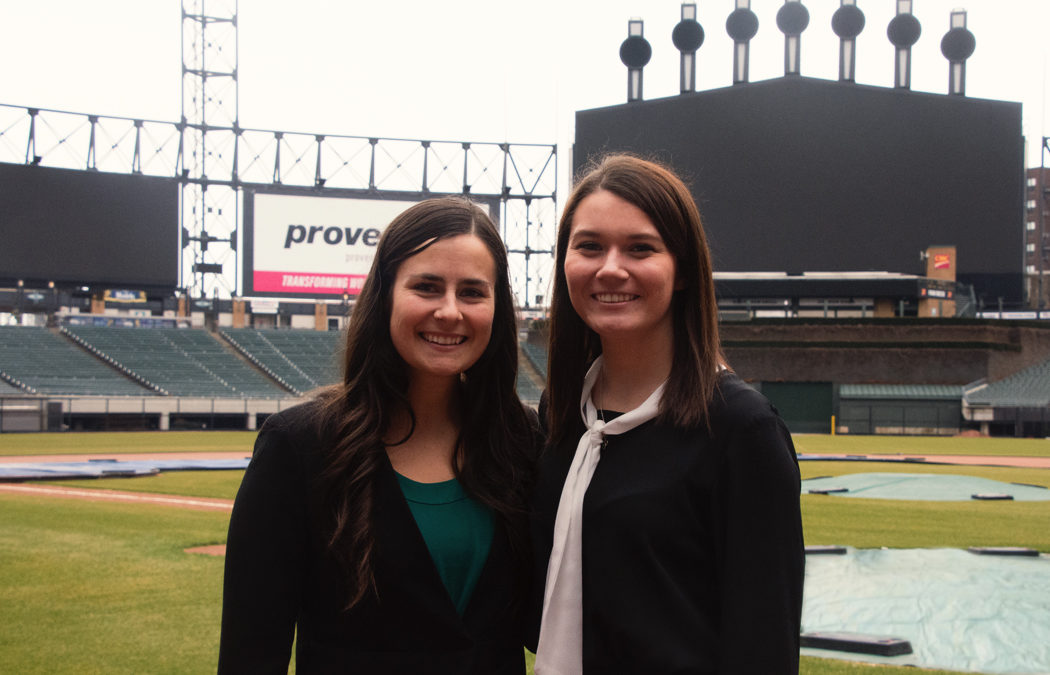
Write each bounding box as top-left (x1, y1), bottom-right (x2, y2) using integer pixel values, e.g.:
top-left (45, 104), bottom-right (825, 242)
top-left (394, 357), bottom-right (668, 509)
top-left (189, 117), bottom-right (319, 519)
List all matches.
top-left (219, 402), bottom-right (525, 674)
top-left (527, 373), bottom-right (805, 674)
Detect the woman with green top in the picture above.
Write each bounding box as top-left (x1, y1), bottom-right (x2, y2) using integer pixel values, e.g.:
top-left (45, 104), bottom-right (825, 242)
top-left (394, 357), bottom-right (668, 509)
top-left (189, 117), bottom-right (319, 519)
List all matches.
top-left (219, 197), bottom-right (539, 673)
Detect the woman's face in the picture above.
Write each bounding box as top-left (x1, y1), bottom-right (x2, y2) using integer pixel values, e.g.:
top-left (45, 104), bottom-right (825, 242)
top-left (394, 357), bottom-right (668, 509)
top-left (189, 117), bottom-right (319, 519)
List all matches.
top-left (389, 234), bottom-right (497, 385)
top-left (564, 189), bottom-right (680, 347)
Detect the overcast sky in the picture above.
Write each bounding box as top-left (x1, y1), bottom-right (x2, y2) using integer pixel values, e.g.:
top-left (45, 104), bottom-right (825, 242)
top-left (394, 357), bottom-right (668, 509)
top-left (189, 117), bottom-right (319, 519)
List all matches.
top-left (2, 0), bottom-right (1049, 179)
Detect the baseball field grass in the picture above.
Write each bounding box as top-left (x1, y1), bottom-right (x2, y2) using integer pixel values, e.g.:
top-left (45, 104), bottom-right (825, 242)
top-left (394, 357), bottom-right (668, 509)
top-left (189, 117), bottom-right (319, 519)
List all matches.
top-left (792, 433), bottom-right (1050, 458)
top-left (0, 430), bottom-right (256, 456)
top-left (1, 429), bottom-right (1047, 674)
top-left (0, 493), bottom-right (228, 674)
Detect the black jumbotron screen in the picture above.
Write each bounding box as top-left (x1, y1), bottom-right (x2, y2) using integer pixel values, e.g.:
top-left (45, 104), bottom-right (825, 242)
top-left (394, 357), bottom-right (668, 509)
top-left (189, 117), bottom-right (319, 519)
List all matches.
top-left (573, 77), bottom-right (1024, 301)
top-left (0, 162), bottom-right (179, 289)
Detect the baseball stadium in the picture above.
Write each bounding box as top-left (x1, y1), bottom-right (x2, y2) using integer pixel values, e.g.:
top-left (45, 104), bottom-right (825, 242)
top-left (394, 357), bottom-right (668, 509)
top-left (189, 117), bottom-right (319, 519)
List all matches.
top-left (2, 2), bottom-right (1049, 673)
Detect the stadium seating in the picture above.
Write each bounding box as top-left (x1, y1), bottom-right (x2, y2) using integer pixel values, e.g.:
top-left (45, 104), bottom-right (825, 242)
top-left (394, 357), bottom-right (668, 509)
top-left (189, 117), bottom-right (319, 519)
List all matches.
top-left (520, 341), bottom-right (548, 379)
top-left (0, 326), bottom-right (153, 396)
top-left (514, 342), bottom-right (546, 405)
top-left (966, 356), bottom-right (1050, 407)
top-left (226, 327), bottom-right (545, 402)
top-left (0, 323), bottom-right (546, 404)
top-left (221, 329), bottom-right (341, 395)
top-left (61, 326), bottom-right (289, 398)
top-left (0, 379), bottom-right (23, 395)
top-left (515, 374), bottom-right (543, 405)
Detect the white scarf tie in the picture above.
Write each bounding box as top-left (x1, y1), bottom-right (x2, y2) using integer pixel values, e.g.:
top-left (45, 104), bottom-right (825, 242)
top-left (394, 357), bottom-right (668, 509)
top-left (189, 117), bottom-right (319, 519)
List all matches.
top-left (535, 356), bottom-right (665, 674)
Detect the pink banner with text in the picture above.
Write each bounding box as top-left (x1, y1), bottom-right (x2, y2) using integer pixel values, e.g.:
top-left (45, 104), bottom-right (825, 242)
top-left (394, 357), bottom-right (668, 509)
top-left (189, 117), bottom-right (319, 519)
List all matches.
top-left (253, 271), bottom-right (368, 295)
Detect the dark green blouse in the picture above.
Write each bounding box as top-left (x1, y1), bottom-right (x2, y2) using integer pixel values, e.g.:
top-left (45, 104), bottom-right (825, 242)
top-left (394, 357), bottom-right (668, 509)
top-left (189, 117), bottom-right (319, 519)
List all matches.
top-left (395, 473), bottom-right (494, 615)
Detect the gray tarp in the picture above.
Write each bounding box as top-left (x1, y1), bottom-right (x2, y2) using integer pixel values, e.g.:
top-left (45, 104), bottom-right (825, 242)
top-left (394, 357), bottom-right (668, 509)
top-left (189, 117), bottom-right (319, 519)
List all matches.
top-left (802, 472), bottom-right (1050, 501)
top-left (0, 457), bottom-right (250, 480)
top-left (803, 548), bottom-right (1050, 674)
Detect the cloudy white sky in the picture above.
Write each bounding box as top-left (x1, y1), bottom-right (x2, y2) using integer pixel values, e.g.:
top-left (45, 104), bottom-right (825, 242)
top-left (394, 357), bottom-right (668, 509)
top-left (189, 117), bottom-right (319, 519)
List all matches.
top-left (2, 0), bottom-right (1049, 177)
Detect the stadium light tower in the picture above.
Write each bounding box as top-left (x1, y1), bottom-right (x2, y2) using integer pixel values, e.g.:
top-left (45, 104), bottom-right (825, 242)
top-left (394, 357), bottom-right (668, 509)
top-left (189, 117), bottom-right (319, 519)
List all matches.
top-left (672, 4), bottom-right (704, 94)
top-left (620, 19), bottom-right (652, 102)
top-left (776, 1), bottom-right (810, 77)
top-left (726, 0), bottom-right (759, 85)
top-left (887, 0), bottom-right (921, 89)
top-left (181, 0), bottom-right (239, 301)
top-left (832, 0), bottom-right (865, 82)
top-left (940, 9), bottom-right (975, 96)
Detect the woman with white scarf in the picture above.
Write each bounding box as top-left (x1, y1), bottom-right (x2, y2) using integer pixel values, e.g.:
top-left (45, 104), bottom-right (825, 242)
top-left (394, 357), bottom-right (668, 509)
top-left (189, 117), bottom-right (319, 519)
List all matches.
top-left (527, 154), bottom-right (804, 674)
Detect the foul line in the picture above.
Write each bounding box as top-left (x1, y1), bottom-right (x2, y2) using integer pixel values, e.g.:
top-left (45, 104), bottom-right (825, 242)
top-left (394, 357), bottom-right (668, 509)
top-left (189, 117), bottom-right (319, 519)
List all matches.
top-left (0, 484), bottom-right (233, 510)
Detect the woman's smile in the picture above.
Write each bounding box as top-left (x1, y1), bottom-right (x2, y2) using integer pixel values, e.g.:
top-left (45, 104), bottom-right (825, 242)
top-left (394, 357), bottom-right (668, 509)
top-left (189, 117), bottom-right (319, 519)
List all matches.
top-left (420, 331), bottom-right (467, 346)
top-left (593, 292), bottom-right (639, 304)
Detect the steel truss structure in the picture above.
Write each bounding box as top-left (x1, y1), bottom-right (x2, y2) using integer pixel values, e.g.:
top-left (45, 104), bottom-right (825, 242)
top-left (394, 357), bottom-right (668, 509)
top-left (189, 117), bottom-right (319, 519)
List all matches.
top-left (0, 1), bottom-right (557, 308)
top-left (0, 104), bottom-right (557, 307)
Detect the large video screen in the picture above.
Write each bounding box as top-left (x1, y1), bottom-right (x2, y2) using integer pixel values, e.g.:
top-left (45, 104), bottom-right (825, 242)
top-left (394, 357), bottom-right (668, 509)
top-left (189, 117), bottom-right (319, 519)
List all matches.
top-left (0, 162), bottom-right (179, 289)
top-left (573, 77), bottom-right (1025, 301)
top-left (242, 188), bottom-right (498, 299)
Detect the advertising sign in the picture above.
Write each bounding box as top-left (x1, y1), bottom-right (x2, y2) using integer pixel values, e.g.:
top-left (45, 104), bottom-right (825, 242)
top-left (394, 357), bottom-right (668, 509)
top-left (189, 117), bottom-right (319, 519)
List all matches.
top-left (244, 191), bottom-right (421, 298)
top-left (104, 290), bottom-right (147, 303)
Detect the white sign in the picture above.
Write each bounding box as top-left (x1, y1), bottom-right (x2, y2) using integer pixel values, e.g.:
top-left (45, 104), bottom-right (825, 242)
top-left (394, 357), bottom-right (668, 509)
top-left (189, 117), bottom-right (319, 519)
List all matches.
top-left (250, 299), bottom-right (280, 315)
top-left (250, 193), bottom-right (420, 296)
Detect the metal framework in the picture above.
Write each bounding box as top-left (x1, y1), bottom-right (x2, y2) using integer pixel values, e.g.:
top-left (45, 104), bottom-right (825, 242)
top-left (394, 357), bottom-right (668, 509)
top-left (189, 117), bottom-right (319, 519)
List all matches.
top-left (0, 103), bottom-right (557, 306)
top-left (181, 0), bottom-right (240, 301)
top-left (0, 1), bottom-right (556, 308)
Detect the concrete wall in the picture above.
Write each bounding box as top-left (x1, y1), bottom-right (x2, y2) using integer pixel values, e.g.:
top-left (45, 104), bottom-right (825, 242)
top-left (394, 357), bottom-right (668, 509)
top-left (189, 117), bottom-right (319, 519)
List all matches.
top-left (527, 319), bottom-right (1050, 386)
top-left (721, 319), bottom-right (1050, 385)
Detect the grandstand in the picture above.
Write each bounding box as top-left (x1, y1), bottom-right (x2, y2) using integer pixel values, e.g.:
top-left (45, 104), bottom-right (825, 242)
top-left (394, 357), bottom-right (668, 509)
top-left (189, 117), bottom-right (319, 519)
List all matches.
top-left (221, 328), bottom-right (341, 396)
top-left (520, 340), bottom-right (548, 380)
top-left (963, 356), bottom-right (1050, 436)
top-left (966, 357), bottom-right (1050, 407)
top-left (62, 325), bottom-right (289, 399)
top-left (0, 321), bottom-right (548, 431)
top-left (4, 308), bottom-right (1050, 436)
top-left (0, 379), bottom-right (23, 395)
top-left (0, 326), bottom-right (152, 396)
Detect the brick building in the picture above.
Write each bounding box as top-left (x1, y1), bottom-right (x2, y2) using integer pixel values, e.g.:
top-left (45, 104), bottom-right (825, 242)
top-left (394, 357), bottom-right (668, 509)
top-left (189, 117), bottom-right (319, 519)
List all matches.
top-left (1026, 165), bottom-right (1050, 309)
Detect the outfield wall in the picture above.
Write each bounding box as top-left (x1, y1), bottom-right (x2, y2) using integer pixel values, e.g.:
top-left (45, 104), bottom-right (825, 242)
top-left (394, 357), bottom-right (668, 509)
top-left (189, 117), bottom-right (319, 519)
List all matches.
top-left (0, 396), bottom-right (303, 433)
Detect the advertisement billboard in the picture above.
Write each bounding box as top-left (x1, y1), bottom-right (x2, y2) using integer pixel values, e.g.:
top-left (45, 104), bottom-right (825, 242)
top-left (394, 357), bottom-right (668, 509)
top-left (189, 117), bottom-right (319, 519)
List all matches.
top-left (243, 190), bottom-right (419, 298)
top-left (242, 188), bottom-right (498, 299)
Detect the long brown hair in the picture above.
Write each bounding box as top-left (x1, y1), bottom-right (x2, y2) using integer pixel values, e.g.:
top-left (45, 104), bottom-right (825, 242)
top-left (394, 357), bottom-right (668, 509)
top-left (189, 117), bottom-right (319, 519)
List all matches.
top-left (315, 196), bottom-right (535, 608)
top-left (547, 154), bottom-right (726, 444)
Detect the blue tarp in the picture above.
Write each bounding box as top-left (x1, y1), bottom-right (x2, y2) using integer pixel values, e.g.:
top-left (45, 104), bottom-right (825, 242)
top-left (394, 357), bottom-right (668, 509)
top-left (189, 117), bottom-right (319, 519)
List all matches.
top-left (0, 458), bottom-right (250, 480)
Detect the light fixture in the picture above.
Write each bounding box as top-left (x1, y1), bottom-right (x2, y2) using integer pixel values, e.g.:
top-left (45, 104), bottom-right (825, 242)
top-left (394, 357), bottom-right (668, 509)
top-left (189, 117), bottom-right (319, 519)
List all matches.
top-left (620, 18), bottom-right (652, 102)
